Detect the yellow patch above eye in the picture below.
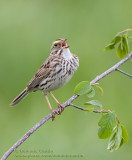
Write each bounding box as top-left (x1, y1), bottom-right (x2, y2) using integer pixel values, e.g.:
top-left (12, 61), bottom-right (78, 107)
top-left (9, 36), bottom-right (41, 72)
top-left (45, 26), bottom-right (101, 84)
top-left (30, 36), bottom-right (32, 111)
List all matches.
top-left (53, 40), bottom-right (61, 45)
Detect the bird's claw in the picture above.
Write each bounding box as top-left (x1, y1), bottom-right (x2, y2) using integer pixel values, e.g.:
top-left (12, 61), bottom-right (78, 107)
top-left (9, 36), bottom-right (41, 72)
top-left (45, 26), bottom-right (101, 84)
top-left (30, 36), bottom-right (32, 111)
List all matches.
top-left (51, 110), bottom-right (59, 121)
top-left (58, 104), bottom-right (64, 114)
top-left (51, 104), bottom-right (64, 120)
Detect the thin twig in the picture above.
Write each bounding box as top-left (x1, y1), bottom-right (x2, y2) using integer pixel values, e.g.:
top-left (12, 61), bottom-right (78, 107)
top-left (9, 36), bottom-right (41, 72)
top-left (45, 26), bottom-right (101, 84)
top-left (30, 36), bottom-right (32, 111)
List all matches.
top-left (2, 52), bottom-right (132, 160)
top-left (70, 104), bottom-right (86, 111)
top-left (90, 52), bottom-right (132, 84)
top-left (120, 29), bottom-right (132, 34)
top-left (70, 104), bottom-right (110, 113)
top-left (93, 110), bottom-right (110, 113)
top-left (116, 68), bottom-right (132, 78)
top-left (116, 115), bottom-right (120, 124)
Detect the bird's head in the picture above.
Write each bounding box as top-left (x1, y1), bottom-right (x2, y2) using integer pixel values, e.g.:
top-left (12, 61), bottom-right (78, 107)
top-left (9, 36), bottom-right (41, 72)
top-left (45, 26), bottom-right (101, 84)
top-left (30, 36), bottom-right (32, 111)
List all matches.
top-left (50, 39), bottom-right (69, 55)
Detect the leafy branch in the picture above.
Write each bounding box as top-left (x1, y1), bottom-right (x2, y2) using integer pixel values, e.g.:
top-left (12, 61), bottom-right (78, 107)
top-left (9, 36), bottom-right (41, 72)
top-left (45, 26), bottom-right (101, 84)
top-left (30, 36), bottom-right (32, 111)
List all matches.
top-left (69, 103), bottom-right (128, 152)
top-left (74, 80), bottom-right (128, 151)
top-left (105, 28), bottom-right (132, 58)
top-left (73, 29), bottom-right (132, 152)
top-left (1, 29), bottom-right (132, 160)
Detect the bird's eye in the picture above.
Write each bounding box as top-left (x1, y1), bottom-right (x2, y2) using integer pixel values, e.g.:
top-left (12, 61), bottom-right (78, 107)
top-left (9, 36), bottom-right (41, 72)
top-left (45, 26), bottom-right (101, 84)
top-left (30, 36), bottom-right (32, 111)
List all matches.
top-left (54, 43), bottom-right (57, 47)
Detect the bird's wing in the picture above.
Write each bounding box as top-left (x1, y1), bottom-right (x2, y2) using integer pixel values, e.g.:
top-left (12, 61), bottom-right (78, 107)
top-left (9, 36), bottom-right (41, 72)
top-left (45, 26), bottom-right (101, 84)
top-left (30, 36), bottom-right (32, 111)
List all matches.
top-left (27, 56), bottom-right (53, 90)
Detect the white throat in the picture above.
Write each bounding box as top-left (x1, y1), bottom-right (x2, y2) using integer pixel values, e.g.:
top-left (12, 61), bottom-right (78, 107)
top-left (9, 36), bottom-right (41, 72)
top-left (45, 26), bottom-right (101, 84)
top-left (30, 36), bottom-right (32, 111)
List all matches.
top-left (62, 48), bottom-right (73, 60)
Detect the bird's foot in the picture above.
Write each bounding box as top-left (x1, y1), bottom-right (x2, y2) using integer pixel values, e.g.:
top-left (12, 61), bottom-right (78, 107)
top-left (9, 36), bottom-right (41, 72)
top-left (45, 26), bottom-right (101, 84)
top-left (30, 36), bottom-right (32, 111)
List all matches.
top-left (58, 104), bottom-right (64, 114)
top-left (51, 110), bottom-right (59, 121)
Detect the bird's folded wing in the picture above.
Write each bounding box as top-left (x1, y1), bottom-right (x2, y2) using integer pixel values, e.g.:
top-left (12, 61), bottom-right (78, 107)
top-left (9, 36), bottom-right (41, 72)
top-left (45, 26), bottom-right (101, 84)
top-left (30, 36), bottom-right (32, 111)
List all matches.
top-left (27, 67), bottom-right (52, 90)
top-left (27, 55), bottom-right (61, 90)
top-left (27, 56), bottom-right (53, 90)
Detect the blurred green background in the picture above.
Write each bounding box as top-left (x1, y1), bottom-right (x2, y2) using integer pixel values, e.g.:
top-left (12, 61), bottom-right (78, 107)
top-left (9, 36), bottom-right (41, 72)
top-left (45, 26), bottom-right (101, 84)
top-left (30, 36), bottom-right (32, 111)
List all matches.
top-left (1, 0), bottom-right (132, 159)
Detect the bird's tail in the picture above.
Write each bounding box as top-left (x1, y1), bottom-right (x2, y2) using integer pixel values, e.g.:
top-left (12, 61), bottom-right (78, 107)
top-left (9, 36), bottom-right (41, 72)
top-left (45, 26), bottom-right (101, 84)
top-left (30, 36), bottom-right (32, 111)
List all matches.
top-left (10, 88), bottom-right (29, 106)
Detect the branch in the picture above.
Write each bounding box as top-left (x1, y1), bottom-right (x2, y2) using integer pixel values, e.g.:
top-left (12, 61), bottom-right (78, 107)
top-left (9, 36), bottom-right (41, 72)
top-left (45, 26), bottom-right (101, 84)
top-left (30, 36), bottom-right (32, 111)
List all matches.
top-left (93, 110), bottom-right (110, 113)
top-left (120, 28), bottom-right (132, 34)
top-left (70, 104), bottom-right (86, 111)
top-left (116, 68), bottom-right (132, 78)
top-left (2, 52), bottom-right (132, 160)
top-left (90, 52), bottom-right (132, 84)
top-left (70, 104), bottom-right (111, 113)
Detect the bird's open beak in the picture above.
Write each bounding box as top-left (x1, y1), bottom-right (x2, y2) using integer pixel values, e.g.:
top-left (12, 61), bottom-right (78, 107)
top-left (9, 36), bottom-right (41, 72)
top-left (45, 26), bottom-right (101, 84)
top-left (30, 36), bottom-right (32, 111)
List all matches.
top-left (62, 39), bottom-right (69, 49)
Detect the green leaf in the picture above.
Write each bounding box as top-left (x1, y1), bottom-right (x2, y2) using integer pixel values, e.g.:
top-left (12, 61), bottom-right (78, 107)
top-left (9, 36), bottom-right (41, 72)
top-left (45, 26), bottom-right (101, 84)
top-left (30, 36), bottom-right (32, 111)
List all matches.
top-left (95, 85), bottom-right (104, 95)
top-left (108, 124), bottom-right (128, 151)
top-left (87, 88), bottom-right (95, 98)
top-left (115, 124), bottom-right (122, 150)
top-left (98, 113), bottom-right (117, 139)
top-left (119, 138), bottom-right (124, 149)
top-left (105, 33), bottom-right (121, 51)
top-left (122, 34), bottom-right (129, 54)
top-left (111, 33), bottom-right (122, 44)
top-left (105, 43), bottom-right (115, 51)
top-left (98, 113), bottom-right (116, 127)
top-left (85, 106), bottom-right (94, 112)
top-left (98, 127), bottom-right (113, 139)
top-left (107, 126), bottom-right (117, 148)
top-left (121, 125), bottom-right (128, 143)
top-left (107, 124), bottom-right (122, 151)
top-left (74, 81), bottom-right (92, 95)
top-left (117, 43), bottom-right (126, 59)
top-left (116, 34), bottom-right (129, 59)
top-left (84, 100), bottom-right (103, 108)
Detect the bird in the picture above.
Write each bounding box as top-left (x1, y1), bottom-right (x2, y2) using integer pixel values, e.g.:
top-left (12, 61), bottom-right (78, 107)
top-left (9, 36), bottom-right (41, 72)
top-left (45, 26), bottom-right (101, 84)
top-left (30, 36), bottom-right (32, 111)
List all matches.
top-left (11, 39), bottom-right (79, 120)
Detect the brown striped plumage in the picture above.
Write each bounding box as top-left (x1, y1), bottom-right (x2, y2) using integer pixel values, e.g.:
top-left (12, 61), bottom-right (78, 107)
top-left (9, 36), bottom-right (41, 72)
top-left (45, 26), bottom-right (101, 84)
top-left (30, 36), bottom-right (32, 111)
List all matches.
top-left (11, 39), bottom-right (79, 120)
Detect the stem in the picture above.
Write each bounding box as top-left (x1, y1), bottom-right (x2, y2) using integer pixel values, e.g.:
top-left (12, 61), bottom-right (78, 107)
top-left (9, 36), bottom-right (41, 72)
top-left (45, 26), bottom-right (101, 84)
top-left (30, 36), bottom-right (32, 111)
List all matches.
top-left (70, 104), bottom-right (111, 113)
top-left (93, 110), bottom-right (111, 113)
top-left (120, 29), bottom-right (132, 34)
top-left (70, 104), bottom-right (86, 111)
top-left (116, 68), bottom-right (132, 78)
top-left (90, 52), bottom-right (132, 84)
top-left (2, 52), bottom-right (132, 160)
top-left (116, 116), bottom-right (120, 124)
top-left (128, 37), bottom-right (132, 39)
